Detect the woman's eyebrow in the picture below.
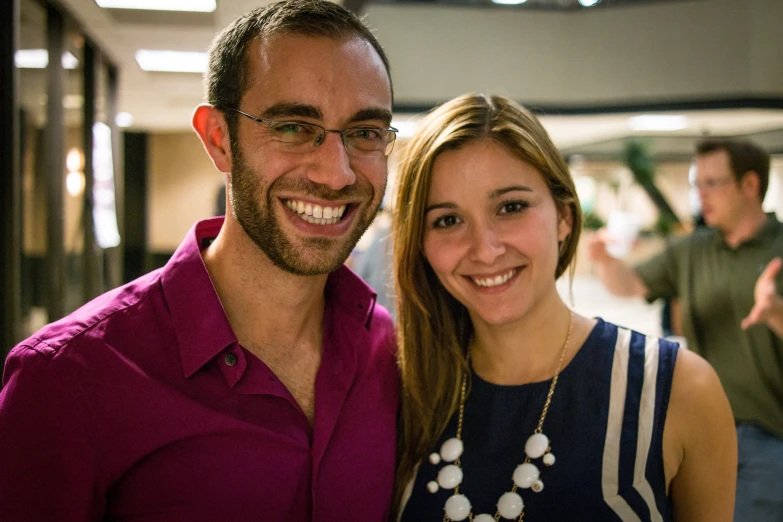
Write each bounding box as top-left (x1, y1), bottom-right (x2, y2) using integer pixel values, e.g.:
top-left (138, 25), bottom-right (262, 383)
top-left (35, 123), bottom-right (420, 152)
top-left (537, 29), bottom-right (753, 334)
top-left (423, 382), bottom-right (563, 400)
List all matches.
top-left (488, 185), bottom-right (533, 199)
top-left (424, 202), bottom-right (457, 215)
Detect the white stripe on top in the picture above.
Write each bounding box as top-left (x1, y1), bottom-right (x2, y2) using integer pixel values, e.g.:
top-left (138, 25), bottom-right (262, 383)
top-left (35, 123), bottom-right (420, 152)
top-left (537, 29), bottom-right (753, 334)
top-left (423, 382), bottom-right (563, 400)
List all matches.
top-left (633, 334), bottom-right (663, 522)
top-left (602, 326), bottom-right (642, 522)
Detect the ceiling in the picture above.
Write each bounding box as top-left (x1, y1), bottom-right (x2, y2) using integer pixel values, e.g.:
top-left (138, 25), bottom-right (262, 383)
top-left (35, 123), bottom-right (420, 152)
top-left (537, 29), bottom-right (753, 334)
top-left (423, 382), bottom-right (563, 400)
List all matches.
top-left (19, 0), bottom-right (783, 153)
top-left (370, 0), bottom-right (689, 9)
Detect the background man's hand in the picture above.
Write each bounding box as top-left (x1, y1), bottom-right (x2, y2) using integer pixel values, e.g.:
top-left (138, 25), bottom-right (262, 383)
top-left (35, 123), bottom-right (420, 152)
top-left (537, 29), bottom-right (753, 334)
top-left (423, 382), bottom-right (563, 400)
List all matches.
top-left (742, 257), bottom-right (783, 330)
top-left (586, 230), bottom-right (612, 263)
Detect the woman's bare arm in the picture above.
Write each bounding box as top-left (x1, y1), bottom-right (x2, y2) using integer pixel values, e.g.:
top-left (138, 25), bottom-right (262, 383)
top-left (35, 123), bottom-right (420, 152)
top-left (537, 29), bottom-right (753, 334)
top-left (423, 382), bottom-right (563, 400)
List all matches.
top-left (665, 349), bottom-right (737, 522)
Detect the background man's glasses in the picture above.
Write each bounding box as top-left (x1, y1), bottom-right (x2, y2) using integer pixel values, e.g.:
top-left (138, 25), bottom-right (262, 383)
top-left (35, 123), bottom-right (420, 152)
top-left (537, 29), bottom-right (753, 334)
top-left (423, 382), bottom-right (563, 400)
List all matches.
top-left (226, 108), bottom-right (398, 157)
top-left (689, 176), bottom-right (737, 191)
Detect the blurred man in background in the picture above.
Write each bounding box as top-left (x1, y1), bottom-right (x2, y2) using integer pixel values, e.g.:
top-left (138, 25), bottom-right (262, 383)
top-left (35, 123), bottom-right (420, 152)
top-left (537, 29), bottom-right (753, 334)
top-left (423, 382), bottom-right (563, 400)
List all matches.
top-left (588, 138), bottom-right (783, 521)
top-left (0, 1), bottom-right (399, 520)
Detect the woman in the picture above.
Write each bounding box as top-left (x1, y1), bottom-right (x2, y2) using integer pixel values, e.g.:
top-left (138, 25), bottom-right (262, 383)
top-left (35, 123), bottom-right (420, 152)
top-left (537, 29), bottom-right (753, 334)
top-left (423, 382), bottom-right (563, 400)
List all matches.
top-left (392, 94), bottom-right (736, 521)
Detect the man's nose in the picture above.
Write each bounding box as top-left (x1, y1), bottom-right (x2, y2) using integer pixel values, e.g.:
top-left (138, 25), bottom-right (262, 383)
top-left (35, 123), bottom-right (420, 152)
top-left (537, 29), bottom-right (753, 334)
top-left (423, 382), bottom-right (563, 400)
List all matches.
top-left (306, 131), bottom-right (356, 191)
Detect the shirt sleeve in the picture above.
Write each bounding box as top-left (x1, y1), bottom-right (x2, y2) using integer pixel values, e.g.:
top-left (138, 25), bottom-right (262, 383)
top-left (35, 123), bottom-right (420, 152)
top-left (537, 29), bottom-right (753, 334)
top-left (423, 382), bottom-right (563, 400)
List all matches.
top-left (0, 345), bottom-right (105, 521)
top-left (633, 237), bottom-right (687, 302)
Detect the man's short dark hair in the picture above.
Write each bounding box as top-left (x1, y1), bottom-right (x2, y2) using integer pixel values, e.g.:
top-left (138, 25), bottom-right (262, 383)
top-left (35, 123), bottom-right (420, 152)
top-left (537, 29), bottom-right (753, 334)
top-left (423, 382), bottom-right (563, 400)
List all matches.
top-left (696, 138), bottom-right (771, 201)
top-left (205, 0), bottom-right (392, 141)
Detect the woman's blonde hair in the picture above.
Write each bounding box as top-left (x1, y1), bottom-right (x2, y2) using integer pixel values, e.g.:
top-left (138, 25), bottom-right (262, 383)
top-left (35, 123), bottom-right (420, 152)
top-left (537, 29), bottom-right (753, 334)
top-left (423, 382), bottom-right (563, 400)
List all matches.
top-left (392, 93), bottom-right (582, 511)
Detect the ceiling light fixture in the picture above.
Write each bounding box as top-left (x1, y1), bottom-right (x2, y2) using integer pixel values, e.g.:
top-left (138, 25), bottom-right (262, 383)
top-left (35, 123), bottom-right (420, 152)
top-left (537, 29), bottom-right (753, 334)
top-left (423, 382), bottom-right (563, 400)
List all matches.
top-left (95, 0), bottom-right (216, 12)
top-left (578, 0), bottom-right (600, 6)
top-left (115, 112), bottom-right (135, 128)
top-left (15, 50), bottom-right (79, 69)
top-left (135, 50), bottom-right (208, 73)
top-left (491, 0), bottom-right (528, 5)
top-left (628, 115), bottom-right (688, 131)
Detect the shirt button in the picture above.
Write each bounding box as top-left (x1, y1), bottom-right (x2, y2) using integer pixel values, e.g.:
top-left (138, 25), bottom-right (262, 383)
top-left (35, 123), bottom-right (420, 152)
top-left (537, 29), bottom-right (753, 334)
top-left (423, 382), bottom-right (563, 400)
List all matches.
top-left (224, 353), bottom-right (237, 367)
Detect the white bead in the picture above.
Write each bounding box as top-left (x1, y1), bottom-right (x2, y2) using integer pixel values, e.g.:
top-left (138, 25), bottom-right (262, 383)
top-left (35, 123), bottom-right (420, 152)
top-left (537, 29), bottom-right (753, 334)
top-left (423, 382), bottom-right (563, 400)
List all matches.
top-left (437, 464), bottom-right (463, 489)
top-left (543, 452), bottom-right (556, 466)
top-left (525, 433), bottom-right (550, 459)
top-left (440, 438), bottom-right (464, 462)
top-left (512, 462), bottom-right (540, 489)
top-left (497, 492), bottom-right (524, 519)
top-left (427, 480), bottom-right (439, 494)
top-left (474, 515), bottom-right (495, 522)
top-left (445, 494), bottom-right (471, 521)
top-left (532, 479), bottom-right (544, 493)
top-left (429, 452), bottom-right (442, 465)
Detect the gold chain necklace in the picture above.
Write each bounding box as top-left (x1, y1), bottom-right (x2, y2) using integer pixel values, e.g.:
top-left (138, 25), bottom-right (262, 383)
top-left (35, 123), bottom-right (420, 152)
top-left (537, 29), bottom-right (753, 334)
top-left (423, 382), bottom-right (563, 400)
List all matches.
top-left (426, 312), bottom-right (574, 522)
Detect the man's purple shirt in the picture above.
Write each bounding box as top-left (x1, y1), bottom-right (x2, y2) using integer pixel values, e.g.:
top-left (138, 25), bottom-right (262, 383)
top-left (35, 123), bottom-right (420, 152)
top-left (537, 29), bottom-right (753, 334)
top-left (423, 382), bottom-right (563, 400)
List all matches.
top-left (0, 217), bottom-right (399, 521)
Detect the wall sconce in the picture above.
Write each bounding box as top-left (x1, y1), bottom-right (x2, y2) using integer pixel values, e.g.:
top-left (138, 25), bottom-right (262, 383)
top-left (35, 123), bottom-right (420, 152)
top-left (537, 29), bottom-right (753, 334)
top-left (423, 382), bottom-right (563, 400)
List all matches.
top-left (66, 147), bottom-right (85, 197)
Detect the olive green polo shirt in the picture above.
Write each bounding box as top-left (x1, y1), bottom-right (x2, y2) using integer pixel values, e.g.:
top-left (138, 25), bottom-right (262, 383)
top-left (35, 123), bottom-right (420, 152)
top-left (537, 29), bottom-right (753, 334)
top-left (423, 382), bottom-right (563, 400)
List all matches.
top-left (635, 213), bottom-right (783, 438)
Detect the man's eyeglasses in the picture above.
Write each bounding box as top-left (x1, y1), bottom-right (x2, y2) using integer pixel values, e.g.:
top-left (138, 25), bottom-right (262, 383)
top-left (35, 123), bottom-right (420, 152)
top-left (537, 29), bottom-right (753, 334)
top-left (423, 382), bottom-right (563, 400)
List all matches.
top-left (225, 108), bottom-right (398, 157)
top-left (689, 176), bottom-right (737, 191)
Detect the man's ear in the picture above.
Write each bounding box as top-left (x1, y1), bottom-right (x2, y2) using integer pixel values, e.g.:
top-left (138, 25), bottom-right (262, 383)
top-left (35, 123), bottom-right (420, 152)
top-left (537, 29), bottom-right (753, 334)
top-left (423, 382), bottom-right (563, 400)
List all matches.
top-left (557, 203), bottom-right (574, 242)
top-left (192, 104), bottom-right (233, 173)
top-left (740, 171), bottom-right (762, 201)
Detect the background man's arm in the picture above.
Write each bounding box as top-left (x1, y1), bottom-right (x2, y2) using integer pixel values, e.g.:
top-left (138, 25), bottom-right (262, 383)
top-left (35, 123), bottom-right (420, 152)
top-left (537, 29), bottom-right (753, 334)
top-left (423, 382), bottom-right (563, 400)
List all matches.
top-left (586, 232), bottom-right (650, 299)
top-left (741, 257), bottom-right (783, 339)
top-left (667, 349), bottom-right (737, 522)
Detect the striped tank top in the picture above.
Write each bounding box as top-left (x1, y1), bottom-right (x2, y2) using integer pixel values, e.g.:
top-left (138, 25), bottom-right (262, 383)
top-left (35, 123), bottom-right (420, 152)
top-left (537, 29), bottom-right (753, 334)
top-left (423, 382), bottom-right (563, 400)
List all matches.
top-left (400, 318), bottom-right (678, 522)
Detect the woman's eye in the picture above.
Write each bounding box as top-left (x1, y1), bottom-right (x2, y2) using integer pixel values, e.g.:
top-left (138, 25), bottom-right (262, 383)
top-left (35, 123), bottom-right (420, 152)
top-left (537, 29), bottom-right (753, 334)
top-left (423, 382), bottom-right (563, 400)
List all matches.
top-left (500, 201), bottom-right (529, 214)
top-left (433, 215), bottom-right (460, 229)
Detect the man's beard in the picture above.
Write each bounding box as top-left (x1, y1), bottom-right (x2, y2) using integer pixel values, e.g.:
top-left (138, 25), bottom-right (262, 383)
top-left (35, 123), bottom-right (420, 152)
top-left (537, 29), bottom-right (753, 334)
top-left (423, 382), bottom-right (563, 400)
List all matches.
top-left (228, 146), bottom-right (384, 276)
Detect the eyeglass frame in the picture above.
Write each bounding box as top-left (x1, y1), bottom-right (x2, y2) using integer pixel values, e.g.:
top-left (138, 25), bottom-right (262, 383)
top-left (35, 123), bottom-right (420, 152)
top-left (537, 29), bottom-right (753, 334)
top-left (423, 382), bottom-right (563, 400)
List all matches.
top-left (689, 175), bottom-right (740, 191)
top-left (222, 107), bottom-right (399, 157)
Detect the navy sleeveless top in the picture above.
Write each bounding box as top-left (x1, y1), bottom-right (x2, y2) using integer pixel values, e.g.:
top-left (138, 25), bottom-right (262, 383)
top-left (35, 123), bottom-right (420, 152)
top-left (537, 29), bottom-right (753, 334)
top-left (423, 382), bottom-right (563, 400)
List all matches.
top-left (401, 318), bottom-right (678, 522)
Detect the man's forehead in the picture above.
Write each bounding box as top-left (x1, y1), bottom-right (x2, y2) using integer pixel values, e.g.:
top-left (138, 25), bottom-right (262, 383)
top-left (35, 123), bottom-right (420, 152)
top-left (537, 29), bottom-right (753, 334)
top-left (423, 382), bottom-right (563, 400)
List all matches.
top-left (249, 33), bottom-right (389, 85)
top-left (697, 150), bottom-right (732, 172)
top-left (242, 34), bottom-right (392, 116)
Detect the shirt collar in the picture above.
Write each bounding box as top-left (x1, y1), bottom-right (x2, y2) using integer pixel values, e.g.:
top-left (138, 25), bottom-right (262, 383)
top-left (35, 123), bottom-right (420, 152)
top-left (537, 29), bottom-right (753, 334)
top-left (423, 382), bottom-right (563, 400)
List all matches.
top-left (325, 265), bottom-right (379, 330)
top-left (160, 217), bottom-right (380, 379)
top-left (713, 212), bottom-right (781, 250)
top-left (160, 217), bottom-right (237, 378)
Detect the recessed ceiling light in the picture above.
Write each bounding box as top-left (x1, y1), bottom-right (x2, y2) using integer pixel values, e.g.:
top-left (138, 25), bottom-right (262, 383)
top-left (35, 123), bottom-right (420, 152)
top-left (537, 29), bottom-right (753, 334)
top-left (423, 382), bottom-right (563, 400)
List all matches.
top-left (492, 0), bottom-right (528, 5)
top-left (135, 50), bottom-right (208, 73)
top-left (95, 0), bottom-right (216, 12)
top-left (579, 0), bottom-right (600, 6)
top-left (115, 112), bottom-right (135, 128)
top-left (628, 115), bottom-right (688, 131)
top-left (15, 49), bottom-right (79, 69)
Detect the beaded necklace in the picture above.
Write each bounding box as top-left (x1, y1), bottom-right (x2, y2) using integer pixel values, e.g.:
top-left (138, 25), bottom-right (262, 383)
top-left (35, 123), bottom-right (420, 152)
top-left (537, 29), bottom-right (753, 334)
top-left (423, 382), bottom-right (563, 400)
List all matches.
top-left (426, 312), bottom-right (574, 521)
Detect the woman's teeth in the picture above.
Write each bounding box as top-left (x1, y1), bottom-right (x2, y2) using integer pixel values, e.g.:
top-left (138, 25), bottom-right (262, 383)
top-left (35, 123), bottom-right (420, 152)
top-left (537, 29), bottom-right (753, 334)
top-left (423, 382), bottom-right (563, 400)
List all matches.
top-left (472, 268), bottom-right (516, 288)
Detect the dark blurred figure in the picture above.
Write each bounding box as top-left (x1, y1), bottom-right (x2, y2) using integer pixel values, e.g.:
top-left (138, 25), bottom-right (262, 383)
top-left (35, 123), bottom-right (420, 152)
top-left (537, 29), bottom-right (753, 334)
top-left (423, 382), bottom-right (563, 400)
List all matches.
top-left (588, 138), bottom-right (783, 522)
top-left (215, 183), bottom-right (226, 216)
top-left (352, 208), bottom-right (395, 320)
top-left (661, 214), bottom-right (706, 338)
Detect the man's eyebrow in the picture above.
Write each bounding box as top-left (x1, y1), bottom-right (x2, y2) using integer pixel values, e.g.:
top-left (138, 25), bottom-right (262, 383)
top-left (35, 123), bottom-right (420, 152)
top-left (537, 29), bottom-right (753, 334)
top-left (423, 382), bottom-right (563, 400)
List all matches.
top-left (424, 202), bottom-right (457, 214)
top-left (348, 108), bottom-right (394, 126)
top-left (488, 185), bottom-right (533, 199)
top-left (261, 103), bottom-right (322, 120)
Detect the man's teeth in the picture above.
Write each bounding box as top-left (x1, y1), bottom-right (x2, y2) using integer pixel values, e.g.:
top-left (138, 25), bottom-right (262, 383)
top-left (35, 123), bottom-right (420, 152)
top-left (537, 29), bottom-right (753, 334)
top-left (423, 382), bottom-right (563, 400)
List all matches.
top-left (285, 200), bottom-right (347, 225)
top-left (472, 269), bottom-right (516, 288)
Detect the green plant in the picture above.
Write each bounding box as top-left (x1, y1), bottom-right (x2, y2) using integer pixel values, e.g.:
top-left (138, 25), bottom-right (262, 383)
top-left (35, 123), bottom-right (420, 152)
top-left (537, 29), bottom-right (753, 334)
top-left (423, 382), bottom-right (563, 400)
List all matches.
top-left (623, 139), bottom-right (680, 235)
top-left (582, 210), bottom-right (605, 231)
top-left (653, 213), bottom-right (679, 237)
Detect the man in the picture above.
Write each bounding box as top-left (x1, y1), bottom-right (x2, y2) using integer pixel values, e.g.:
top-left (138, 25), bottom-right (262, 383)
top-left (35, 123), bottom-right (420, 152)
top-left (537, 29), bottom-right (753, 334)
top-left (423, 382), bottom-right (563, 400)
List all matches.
top-left (588, 138), bottom-right (783, 521)
top-left (0, 1), bottom-right (399, 520)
